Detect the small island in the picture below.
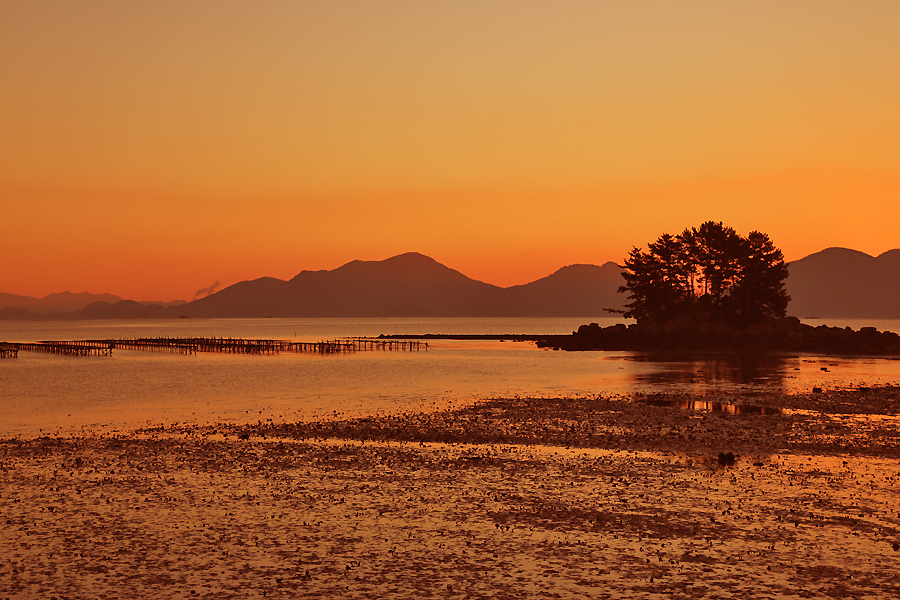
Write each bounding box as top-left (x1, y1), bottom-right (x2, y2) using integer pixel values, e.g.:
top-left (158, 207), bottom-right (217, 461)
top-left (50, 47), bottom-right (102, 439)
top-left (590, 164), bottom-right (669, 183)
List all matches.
top-left (537, 222), bottom-right (900, 355)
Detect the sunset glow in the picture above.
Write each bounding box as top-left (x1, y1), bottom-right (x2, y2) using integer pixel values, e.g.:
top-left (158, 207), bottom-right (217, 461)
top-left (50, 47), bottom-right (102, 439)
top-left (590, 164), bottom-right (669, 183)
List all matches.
top-left (2, 1), bottom-right (898, 300)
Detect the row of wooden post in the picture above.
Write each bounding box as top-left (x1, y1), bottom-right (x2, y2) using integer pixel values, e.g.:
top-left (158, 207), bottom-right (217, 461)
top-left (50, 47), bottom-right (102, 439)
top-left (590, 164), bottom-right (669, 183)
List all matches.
top-left (3, 341), bottom-right (112, 357)
top-left (0, 337), bottom-right (426, 357)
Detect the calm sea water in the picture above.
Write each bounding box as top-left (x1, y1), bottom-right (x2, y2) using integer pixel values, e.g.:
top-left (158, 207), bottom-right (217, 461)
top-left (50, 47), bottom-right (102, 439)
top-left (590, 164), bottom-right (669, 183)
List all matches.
top-left (2, 317), bottom-right (900, 438)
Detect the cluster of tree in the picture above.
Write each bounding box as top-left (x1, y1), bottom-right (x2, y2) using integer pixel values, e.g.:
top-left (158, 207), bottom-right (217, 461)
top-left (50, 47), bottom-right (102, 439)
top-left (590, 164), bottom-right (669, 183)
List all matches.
top-left (618, 221), bottom-right (790, 326)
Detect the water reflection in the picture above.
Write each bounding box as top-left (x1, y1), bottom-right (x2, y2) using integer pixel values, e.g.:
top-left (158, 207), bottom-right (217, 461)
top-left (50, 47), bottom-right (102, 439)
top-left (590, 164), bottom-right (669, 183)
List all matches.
top-left (620, 353), bottom-right (790, 387)
top-left (632, 396), bottom-right (782, 415)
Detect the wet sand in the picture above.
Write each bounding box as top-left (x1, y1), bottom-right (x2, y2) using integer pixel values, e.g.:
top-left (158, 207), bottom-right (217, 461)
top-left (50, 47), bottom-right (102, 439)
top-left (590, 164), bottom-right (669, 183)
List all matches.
top-left (2, 387), bottom-right (900, 599)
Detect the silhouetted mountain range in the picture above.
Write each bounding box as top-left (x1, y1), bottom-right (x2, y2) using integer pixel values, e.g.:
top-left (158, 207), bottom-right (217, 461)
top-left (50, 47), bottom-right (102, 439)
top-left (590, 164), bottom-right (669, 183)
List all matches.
top-left (786, 248), bottom-right (900, 319)
top-left (0, 291), bottom-right (126, 314)
top-left (0, 292), bottom-right (185, 320)
top-left (1, 248), bottom-right (897, 320)
top-left (182, 253), bottom-right (624, 318)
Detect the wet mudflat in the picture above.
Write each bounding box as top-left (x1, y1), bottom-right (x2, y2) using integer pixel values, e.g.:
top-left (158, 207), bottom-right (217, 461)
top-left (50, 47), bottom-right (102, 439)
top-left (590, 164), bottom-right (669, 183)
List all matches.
top-left (2, 387), bottom-right (900, 599)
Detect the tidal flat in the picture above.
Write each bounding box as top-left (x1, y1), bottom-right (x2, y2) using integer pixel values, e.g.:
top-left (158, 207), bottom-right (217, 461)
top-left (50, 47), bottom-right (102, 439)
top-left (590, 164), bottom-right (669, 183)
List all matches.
top-left (2, 387), bottom-right (900, 599)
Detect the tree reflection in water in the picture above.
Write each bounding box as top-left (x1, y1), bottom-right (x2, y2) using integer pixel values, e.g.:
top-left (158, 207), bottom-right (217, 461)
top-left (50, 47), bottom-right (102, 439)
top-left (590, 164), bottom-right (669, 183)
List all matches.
top-left (632, 395), bottom-right (783, 415)
top-left (626, 352), bottom-right (789, 387)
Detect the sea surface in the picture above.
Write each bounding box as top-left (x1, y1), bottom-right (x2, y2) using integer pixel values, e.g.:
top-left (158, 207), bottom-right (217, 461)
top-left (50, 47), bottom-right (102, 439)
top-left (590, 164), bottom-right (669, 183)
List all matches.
top-left (2, 316), bottom-right (900, 438)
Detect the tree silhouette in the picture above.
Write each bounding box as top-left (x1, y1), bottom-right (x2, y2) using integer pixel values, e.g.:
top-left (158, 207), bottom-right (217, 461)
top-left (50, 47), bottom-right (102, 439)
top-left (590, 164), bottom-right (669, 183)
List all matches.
top-left (619, 222), bottom-right (790, 325)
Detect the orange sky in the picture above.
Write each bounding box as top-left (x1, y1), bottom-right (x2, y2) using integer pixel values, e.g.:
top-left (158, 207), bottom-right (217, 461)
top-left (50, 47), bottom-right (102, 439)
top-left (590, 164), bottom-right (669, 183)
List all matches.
top-left (2, 1), bottom-right (898, 301)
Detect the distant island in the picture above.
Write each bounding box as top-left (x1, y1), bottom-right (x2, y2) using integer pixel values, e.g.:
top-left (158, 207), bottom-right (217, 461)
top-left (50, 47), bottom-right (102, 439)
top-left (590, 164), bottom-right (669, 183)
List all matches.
top-left (1, 246), bottom-right (899, 320)
top-left (541, 223), bottom-right (900, 355)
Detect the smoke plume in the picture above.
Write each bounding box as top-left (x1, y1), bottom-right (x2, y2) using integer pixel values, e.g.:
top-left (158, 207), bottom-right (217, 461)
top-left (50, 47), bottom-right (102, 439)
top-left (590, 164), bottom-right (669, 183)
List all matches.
top-left (194, 279), bottom-right (221, 298)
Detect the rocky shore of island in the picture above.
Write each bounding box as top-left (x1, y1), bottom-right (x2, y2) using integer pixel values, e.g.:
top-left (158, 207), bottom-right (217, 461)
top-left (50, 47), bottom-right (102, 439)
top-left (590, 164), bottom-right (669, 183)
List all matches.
top-left (536, 316), bottom-right (900, 354)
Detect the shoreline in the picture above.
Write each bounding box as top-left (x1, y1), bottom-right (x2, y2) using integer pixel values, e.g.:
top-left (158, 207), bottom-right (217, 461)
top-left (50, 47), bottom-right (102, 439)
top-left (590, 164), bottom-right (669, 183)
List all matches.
top-left (537, 318), bottom-right (900, 355)
top-left (3, 387), bottom-right (899, 598)
top-left (166, 386), bottom-right (900, 459)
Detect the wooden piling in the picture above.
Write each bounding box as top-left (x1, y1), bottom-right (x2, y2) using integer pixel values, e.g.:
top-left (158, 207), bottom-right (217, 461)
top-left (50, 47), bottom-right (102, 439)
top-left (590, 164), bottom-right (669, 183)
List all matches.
top-left (26, 341), bottom-right (112, 356)
top-left (6, 336), bottom-right (426, 357)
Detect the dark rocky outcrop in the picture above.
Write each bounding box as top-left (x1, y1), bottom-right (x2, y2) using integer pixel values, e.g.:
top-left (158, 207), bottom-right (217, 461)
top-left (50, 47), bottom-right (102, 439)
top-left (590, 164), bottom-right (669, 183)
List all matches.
top-left (537, 316), bottom-right (900, 355)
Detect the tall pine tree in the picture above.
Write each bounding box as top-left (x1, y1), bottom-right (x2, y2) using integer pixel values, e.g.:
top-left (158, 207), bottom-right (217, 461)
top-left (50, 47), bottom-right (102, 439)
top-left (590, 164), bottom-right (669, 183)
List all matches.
top-left (619, 222), bottom-right (790, 325)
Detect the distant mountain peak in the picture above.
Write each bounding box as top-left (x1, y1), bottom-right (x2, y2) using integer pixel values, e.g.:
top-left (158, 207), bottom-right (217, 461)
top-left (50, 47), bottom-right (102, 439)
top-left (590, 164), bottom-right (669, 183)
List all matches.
top-left (799, 247), bottom-right (874, 261)
top-left (551, 261), bottom-right (622, 274)
top-left (327, 252), bottom-right (470, 284)
top-left (386, 251), bottom-right (434, 262)
top-left (787, 246), bottom-right (900, 318)
top-left (364, 252), bottom-right (444, 270)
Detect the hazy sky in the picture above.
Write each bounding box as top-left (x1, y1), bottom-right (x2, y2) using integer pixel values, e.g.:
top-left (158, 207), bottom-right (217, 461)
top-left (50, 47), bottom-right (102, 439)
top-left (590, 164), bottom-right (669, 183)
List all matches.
top-left (2, 1), bottom-right (898, 300)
